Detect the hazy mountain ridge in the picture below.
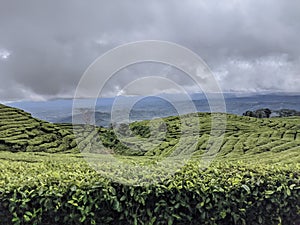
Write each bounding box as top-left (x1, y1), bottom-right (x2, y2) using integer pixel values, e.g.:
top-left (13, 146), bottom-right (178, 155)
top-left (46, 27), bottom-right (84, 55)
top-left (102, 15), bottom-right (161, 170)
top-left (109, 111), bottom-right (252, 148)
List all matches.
top-left (7, 94), bottom-right (300, 124)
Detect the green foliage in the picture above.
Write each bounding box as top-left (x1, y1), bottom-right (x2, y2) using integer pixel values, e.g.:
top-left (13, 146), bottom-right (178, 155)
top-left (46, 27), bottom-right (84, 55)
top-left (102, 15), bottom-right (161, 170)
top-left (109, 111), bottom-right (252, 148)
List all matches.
top-left (130, 121), bottom-right (151, 138)
top-left (1, 103), bottom-right (300, 159)
top-left (0, 153), bottom-right (299, 225)
top-left (0, 103), bottom-right (300, 224)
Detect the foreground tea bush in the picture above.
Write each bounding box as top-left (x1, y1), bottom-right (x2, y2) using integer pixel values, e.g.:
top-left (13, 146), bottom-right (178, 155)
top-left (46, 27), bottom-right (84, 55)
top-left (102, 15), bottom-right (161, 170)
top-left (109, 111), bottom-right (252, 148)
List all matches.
top-left (0, 155), bottom-right (299, 225)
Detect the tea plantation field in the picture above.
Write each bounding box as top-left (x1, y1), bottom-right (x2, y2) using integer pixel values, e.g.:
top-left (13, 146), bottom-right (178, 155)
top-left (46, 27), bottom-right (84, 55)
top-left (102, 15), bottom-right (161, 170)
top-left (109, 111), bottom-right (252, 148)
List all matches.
top-left (1, 103), bottom-right (300, 160)
top-left (0, 103), bottom-right (299, 224)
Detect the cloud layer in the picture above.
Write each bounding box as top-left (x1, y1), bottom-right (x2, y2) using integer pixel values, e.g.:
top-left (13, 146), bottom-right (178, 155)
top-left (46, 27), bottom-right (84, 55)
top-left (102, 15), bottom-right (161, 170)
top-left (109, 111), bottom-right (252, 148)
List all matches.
top-left (0, 0), bottom-right (299, 101)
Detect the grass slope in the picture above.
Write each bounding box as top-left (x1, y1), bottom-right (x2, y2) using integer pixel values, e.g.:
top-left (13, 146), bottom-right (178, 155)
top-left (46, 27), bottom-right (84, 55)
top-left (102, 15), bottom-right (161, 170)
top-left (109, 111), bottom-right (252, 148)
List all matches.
top-left (0, 103), bottom-right (300, 163)
top-left (0, 104), bottom-right (76, 153)
top-left (0, 104), bottom-right (124, 154)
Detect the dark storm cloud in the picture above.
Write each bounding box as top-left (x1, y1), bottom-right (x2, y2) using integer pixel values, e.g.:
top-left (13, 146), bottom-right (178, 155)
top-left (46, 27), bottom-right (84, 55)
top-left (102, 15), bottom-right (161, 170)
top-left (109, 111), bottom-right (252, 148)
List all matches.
top-left (0, 0), bottom-right (299, 101)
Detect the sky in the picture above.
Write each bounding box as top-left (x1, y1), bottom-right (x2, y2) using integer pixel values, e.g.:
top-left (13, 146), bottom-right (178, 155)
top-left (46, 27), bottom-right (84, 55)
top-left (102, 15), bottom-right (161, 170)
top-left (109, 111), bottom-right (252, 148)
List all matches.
top-left (0, 0), bottom-right (300, 102)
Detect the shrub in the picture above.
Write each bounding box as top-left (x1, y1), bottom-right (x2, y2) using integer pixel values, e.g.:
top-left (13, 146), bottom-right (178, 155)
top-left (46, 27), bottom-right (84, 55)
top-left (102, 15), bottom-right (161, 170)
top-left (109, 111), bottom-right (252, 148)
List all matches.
top-left (0, 159), bottom-right (299, 225)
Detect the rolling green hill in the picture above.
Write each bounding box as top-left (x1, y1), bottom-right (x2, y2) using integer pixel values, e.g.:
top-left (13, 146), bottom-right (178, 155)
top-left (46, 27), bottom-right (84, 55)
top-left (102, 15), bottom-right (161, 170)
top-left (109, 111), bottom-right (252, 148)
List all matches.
top-left (0, 103), bottom-right (76, 153)
top-left (0, 104), bottom-right (125, 154)
top-left (0, 103), bottom-right (300, 163)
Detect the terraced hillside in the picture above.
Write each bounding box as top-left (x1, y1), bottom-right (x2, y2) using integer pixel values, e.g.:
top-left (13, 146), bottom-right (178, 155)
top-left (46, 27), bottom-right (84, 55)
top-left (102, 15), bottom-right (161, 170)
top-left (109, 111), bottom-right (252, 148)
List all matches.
top-left (99, 113), bottom-right (300, 162)
top-left (0, 104), bottom-right (74, 152)
top-left (0, 104), bottom-right (125, 154)
top-left (0, 103), bottom-right (300, 162)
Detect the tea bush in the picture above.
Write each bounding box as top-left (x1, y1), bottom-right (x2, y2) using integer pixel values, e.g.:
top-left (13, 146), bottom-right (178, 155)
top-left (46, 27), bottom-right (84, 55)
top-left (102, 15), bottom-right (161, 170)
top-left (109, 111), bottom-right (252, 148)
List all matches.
top-left (0, 154), bottom-right (299, 225)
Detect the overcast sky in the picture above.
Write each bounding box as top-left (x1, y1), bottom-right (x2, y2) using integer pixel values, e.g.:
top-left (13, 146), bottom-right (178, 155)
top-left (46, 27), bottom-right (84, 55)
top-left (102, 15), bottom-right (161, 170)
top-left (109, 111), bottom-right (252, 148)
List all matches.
top-left (0, 0), bottom-right (300, 101)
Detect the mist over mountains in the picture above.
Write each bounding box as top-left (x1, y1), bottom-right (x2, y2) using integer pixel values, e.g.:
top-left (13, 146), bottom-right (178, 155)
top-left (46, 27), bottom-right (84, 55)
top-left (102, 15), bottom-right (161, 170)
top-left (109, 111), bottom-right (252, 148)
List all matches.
top-left (6, 93), bottom-right (300, 127)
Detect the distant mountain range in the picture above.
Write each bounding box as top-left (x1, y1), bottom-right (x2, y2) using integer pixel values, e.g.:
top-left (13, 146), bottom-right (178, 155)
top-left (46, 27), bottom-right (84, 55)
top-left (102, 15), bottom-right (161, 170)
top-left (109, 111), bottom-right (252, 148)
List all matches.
top-left (59, 111), bottom-right (111, 127)
top-left (7, 93), bottom-right (300, 124)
